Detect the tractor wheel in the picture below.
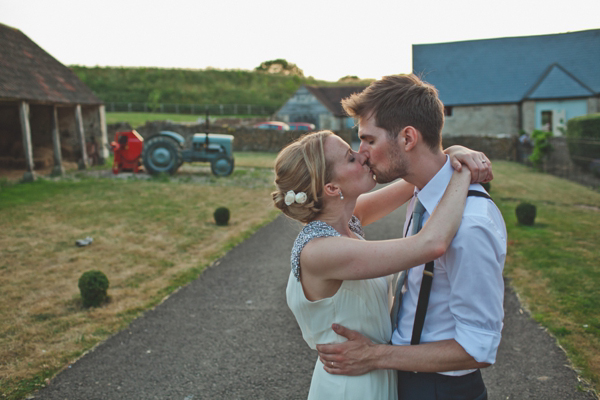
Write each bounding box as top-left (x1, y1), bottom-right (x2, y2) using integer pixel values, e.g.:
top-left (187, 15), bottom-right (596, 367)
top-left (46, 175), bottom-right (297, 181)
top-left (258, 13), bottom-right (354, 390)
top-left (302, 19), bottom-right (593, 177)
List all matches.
top-left (142, 136), bottom-right (183, 175)
top-left (210, 155), bottom-right (234, 176)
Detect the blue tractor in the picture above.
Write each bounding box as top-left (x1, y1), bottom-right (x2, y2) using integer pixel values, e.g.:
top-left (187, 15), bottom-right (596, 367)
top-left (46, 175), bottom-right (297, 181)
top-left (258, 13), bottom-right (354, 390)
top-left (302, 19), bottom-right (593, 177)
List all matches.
top-left (142, 131), bottom-right (235, 177)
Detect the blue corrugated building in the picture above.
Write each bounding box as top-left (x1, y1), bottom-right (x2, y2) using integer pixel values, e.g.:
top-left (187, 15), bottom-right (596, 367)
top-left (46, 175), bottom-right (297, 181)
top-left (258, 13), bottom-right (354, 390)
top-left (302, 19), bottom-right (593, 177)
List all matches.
top-left (412, 29), bottom-right (600, 137)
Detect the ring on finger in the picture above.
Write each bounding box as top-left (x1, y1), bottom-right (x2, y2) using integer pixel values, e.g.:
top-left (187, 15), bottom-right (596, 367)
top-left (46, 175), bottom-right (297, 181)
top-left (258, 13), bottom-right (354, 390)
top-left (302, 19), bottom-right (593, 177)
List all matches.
top-left (331, 361), bottom-right (335, 368)
top-left (482, 160), bottom-right (487, 163)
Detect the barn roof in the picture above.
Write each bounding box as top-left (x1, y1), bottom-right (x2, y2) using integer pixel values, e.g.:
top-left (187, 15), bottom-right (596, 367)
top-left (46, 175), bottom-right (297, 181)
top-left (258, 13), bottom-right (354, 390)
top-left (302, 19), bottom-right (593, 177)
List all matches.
top-left (305, 85), bottom-right (366, 117)
top-left (0, 23), bottom-right (102, 105)
top-left (412, 29), bottom-right (600, 106)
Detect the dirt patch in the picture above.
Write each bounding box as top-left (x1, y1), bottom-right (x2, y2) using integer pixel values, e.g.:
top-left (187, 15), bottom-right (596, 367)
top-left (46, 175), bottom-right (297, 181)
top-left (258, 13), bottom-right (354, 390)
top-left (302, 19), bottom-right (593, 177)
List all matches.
top-left (0, 160), bottom-right (79, 182)
top-left (576, 204), bottom-right (600, 212)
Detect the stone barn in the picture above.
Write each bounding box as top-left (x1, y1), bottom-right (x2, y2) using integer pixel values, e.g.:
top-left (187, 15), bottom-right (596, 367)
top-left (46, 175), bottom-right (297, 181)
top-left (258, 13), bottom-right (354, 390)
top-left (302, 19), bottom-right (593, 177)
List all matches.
top-left (413, 29), bottom-right (600, 138)
top-left (0, 23), bottom-right (108, 181)
top-left (275, 85), bottom-right (366, 131)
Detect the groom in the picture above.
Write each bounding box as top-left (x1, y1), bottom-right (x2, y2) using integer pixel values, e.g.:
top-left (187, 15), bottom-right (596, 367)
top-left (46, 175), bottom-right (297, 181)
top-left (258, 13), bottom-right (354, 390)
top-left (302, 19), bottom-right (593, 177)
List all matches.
top-left (317, 74), bottom-right (506, 400)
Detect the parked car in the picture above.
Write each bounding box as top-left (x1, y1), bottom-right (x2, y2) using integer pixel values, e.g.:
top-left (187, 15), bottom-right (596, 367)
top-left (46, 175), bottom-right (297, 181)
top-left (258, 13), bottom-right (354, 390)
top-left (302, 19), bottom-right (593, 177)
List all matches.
top-left (253, 121), bottom-right (290, 131)
top-left (288, 122), bottom-right (316, 131)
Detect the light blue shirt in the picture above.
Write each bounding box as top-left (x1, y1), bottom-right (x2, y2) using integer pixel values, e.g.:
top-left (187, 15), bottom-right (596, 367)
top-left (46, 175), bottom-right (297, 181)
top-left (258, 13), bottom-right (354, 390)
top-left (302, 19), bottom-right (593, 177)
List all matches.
top-left (391, 157), bottom-right (507, 376)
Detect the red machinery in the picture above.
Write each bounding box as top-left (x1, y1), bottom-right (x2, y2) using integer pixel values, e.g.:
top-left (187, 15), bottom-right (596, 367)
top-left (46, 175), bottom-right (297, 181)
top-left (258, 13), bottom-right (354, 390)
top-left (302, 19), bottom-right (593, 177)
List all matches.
top-left (110, 130), bottom-right (144, 174)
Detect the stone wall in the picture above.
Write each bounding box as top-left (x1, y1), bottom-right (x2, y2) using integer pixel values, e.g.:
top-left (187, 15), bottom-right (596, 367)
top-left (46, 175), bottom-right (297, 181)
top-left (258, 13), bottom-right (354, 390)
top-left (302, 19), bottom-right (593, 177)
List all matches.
top-left (539, 137), bottom-right (600, 187)
top-left (521, 101), bottom-right (536, 134)
top-left (444, 104), bottom-right (520, 137)
top-left (588, 97), bottom-right (600, 114)
top-left (442, 135), bottom-right (518, 161)
top-left (545, 137), bottom-right (576, 173)
top-left (108, 120), bottom-right (353, 153)
top-left (443, 135), bottom-right (600, 187)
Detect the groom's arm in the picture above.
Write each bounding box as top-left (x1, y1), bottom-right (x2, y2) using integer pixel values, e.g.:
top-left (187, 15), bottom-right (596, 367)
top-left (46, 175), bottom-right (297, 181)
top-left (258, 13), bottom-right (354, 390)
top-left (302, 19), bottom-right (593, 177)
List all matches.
top-left (316, 324), bottom-right (490, 375)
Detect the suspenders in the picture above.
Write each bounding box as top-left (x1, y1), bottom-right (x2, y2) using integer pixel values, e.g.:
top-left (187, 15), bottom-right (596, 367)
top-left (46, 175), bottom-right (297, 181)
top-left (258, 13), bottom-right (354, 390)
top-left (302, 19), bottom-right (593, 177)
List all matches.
top-left (409, 190), bottom-right (493, 345)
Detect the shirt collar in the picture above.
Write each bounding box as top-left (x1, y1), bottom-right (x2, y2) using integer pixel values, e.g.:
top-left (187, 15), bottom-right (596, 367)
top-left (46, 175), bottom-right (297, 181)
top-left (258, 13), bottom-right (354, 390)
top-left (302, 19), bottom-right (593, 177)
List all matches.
top-left (414, 155), bottom-right (453, 216)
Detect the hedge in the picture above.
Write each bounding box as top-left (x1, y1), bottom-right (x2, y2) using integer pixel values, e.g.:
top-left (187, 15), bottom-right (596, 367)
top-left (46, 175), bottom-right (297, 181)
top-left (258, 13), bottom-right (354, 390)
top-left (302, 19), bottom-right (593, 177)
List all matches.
top-left (565, 113), bottom-right (600, 169)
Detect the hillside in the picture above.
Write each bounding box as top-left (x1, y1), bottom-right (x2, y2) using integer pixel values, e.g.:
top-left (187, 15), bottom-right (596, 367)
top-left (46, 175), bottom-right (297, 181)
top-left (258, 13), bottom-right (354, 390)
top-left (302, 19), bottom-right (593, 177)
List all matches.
top-left (70, 66), bottom-right (350, 110)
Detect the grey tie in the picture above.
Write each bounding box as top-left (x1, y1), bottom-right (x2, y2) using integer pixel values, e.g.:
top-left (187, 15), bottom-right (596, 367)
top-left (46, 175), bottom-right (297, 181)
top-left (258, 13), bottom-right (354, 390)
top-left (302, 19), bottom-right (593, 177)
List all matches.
top-left (390, 197), bottom-right (426, 331)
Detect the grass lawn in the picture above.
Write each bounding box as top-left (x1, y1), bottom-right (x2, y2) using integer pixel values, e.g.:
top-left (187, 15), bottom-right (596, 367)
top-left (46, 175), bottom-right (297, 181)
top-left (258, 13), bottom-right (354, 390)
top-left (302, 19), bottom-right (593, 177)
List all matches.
top-left (0, 157), bottom-right (278, 399)
top-left (106, 112), bottom-right (202, 126)
top-left (0, 159), bottom-right (599, 398)
top-left (233, 151), bottom-right (279, 169)
top-left (491, 161), bottom-right (600, 392)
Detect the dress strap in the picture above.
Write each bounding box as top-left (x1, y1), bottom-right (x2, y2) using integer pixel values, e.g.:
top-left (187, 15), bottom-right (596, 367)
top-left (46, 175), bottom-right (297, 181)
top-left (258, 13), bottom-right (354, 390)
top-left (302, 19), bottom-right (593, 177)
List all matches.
top-left (348, 215), bottom-right (365, 239)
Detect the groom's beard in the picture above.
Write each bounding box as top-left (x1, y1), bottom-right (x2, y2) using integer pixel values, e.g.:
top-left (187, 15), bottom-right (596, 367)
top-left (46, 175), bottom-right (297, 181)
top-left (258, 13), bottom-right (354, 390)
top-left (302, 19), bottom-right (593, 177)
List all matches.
top-left (372, 143), bottom-right (408, 184)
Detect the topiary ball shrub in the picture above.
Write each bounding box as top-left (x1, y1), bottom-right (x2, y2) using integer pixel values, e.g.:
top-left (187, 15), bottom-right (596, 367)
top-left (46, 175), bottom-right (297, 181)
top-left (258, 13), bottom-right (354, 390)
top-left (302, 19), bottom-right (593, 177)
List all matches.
top-left (78, 270), bottom-right (109, 308)
top-left (214, 207), bottom-right (231, 226)
top-left (481, 182), bottom-right (491, 192)
top-left (516, 202), bottom-right (536, 226)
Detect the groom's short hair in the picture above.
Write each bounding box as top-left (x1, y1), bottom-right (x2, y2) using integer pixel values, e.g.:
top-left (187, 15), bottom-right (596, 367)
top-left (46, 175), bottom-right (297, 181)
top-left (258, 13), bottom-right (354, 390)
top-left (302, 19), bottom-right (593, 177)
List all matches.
top-left (342, 74), bottom-right (444, 151)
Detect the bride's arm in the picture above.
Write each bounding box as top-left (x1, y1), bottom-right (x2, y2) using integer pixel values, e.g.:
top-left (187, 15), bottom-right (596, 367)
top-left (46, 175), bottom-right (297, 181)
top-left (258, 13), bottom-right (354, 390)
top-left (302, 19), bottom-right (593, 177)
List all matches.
top-left (302, 168), bottom-right (471, 281)
top-left (353, 179), bottom-right (414, 227)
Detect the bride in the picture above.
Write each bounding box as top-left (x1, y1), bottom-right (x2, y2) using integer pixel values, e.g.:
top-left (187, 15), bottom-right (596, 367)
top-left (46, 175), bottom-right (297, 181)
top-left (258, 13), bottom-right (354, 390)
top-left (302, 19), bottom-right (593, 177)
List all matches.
top-left (272, 130), bottom-right (490, 400)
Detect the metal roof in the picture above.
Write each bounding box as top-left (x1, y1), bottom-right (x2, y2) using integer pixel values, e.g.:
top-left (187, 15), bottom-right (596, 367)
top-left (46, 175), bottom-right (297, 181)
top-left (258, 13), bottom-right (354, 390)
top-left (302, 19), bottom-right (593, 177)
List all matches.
top-left (412, 29), bottom-right (600, 106)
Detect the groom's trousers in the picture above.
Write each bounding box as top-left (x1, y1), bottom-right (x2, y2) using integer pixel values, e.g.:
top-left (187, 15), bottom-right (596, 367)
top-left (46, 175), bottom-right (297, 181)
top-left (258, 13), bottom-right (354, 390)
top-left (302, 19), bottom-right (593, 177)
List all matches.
top-left (397, 369), bottom-right (487, 400)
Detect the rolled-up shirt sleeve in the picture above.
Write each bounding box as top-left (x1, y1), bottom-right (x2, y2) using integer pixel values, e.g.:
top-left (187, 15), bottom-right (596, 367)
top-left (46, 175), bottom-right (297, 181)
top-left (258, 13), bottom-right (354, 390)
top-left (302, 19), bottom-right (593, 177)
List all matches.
top-left (443, 215), bottom-right (506, 364)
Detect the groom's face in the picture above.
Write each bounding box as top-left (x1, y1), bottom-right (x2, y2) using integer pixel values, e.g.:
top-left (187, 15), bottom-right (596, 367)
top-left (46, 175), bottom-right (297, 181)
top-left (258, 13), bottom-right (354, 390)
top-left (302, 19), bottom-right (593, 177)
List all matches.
top-left (358, 114), bottom-right (408, 184)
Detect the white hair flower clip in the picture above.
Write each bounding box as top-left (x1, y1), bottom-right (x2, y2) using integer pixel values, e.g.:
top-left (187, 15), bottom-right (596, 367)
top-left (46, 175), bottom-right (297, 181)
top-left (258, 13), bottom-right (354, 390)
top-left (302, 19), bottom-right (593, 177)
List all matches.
top-left (284, 190), bottom-right (307, 206)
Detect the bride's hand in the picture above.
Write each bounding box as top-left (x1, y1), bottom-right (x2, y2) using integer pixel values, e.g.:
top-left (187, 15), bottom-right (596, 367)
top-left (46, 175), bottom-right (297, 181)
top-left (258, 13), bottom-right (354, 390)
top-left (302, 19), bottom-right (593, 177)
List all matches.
top-left (444, 145), bottom-right (493, 184)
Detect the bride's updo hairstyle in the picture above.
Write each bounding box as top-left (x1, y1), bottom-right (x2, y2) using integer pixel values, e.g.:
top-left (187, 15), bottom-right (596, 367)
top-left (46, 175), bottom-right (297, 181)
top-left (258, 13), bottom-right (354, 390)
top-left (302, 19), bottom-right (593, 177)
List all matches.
top-left (272, 130), bottom-right (334, 223)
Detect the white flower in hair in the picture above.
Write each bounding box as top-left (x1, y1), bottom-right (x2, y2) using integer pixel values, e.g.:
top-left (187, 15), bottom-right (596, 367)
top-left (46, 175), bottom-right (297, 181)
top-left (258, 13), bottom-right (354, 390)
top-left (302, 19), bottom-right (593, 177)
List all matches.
top-left (284, 190), bottom-right (307, 206)
top-left (284, 190), bottom-right (296, 206)
top-left (295, 192), bottom-right (307, 204)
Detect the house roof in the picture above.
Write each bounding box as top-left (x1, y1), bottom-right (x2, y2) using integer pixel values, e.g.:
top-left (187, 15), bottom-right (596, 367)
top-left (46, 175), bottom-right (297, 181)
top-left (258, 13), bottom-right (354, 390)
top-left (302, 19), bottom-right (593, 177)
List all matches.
top-left (412, 29), bottom-right (600, 106)
top-left (0, 23), bottom-right (102, 105)
top-left (305, 85), bottom-right (367, 117)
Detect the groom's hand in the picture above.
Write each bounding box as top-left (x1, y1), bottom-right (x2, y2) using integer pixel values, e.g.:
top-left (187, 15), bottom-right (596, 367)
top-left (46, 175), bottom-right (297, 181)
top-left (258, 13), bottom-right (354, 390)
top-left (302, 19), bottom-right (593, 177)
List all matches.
top-left (316, 323), bottom-right (378, 376)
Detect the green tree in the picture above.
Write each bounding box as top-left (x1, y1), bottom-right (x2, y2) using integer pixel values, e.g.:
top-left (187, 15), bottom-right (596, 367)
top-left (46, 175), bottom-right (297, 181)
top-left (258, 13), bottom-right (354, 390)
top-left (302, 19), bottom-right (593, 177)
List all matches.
top-left (255, 59), bottom-right (304, 77)
top-left (147, 89), bottom-right (162, 112)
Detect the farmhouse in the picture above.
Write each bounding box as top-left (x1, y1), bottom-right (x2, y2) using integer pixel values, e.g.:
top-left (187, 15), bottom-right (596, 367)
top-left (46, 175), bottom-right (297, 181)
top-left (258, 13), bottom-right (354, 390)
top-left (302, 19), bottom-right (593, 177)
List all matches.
top-left (274, 85), bottom-right (366, 131)
top-left (412, 29), bottom-right (600, 137)
top-left (0, 23), bottom-right (108, 181)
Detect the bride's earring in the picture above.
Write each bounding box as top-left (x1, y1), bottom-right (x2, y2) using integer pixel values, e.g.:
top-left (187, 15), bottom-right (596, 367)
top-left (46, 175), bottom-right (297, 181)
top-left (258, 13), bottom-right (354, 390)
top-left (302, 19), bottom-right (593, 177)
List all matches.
top-left (339, 191), bottom-right (344, 200)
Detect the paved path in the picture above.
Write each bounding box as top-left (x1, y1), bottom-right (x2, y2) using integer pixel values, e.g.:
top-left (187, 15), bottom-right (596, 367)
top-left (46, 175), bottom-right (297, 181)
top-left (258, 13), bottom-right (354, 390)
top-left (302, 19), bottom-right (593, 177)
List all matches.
top-left (34, 206), bottom-right (596, 399)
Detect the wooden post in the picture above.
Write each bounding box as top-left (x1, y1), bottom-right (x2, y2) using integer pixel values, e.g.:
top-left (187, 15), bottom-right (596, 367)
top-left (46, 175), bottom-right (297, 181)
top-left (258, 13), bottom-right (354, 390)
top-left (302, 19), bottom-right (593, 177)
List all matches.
top-left (51, 106), bottom-right (65, 176)
top-left (74, 104), bottom-right (88, 169)
top-left (98, 105), bottom-right (109, 163)
top-left (19, 101), bottom-right (36, 182)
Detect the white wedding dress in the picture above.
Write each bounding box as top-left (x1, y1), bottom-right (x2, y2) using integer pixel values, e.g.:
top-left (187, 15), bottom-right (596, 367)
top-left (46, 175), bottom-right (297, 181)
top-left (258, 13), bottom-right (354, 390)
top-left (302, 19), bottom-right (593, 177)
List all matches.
top-left (286, 217), bottom-right (397, 400)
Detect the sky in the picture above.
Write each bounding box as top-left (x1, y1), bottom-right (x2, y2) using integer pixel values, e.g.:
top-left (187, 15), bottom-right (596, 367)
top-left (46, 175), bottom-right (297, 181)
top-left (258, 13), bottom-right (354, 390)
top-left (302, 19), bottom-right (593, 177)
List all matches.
top-left (1, 0), bottom-right (599, 82)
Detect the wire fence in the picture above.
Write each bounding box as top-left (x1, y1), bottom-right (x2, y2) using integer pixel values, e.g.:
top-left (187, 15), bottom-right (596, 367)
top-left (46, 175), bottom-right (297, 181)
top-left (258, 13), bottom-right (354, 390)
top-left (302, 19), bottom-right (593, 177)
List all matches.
top-left (104, 102), bottom-right (277, 116)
